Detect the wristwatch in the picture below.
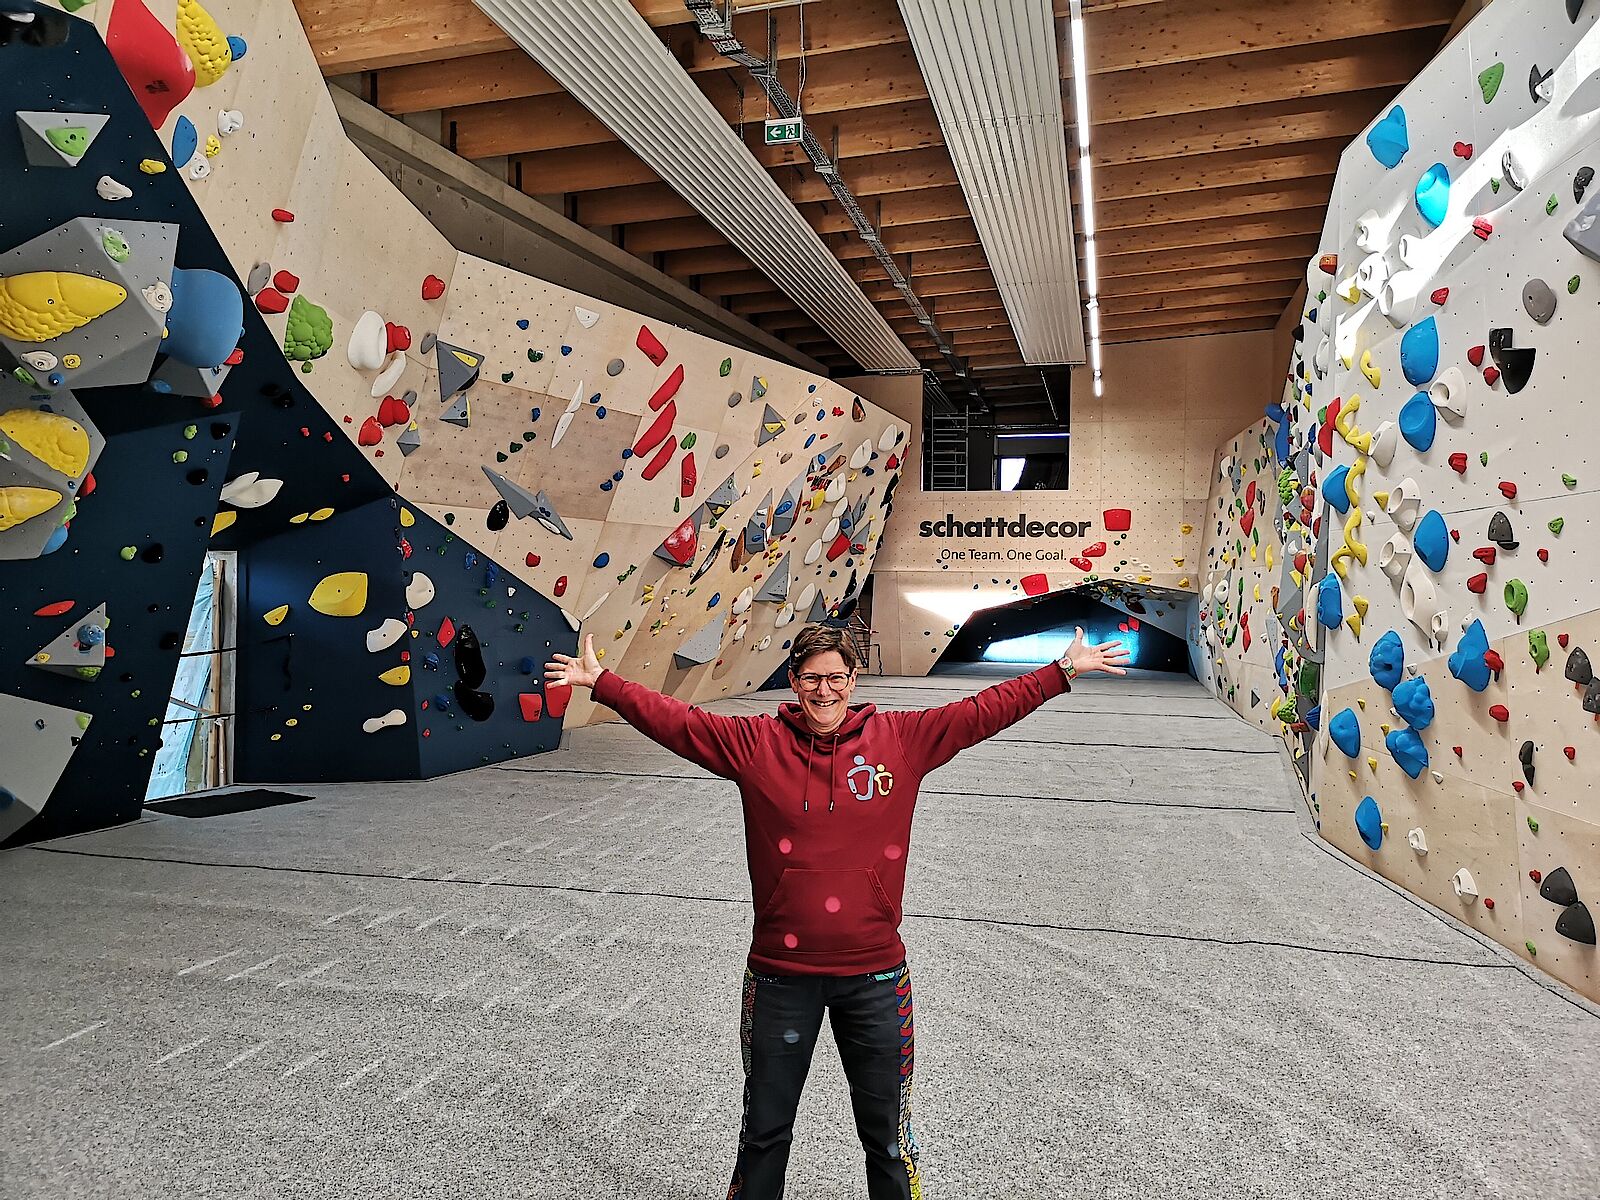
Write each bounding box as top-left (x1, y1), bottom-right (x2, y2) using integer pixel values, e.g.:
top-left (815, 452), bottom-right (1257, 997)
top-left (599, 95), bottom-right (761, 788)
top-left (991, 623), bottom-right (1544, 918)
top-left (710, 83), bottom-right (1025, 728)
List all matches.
top-left (1061, 659), bottom-right (1077, 682)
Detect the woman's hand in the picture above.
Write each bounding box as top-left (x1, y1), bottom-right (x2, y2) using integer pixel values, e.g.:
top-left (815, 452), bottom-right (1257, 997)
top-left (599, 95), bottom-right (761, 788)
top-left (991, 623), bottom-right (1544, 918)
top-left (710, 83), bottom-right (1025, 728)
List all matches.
top-left (545, 633), bottom-right (603, 690)
top-left (1061, 626), bottom-right (1132, 676)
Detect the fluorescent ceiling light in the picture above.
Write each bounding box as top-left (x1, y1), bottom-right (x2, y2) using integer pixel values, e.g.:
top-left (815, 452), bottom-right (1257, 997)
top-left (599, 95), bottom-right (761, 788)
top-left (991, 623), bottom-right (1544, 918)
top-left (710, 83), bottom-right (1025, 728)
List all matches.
top-left (472, 0), bottom-right (916, 371)
top-left (897, 0), bottom-right (1086, 365)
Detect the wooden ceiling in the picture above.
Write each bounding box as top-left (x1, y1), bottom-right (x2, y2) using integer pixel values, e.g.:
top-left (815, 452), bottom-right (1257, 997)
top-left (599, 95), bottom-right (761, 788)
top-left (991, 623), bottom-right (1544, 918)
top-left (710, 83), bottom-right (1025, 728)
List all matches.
top-left (293, 0), bottom-right (1463, 415)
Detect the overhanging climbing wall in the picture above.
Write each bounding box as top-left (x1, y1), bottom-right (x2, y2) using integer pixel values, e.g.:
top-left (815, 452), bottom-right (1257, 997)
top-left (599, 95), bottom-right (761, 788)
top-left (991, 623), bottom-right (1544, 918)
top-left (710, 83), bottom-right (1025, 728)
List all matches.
top-left (0, 0), bottom-right (905, 843)
top-left (1199, 0), bottom-right (1600, 1000)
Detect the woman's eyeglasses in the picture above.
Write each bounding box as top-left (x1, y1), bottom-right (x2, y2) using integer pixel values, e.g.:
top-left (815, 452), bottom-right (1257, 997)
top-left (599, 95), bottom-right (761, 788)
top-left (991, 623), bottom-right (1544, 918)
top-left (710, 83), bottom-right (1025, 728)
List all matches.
top-left (795, 672), bottom-right (854, 691)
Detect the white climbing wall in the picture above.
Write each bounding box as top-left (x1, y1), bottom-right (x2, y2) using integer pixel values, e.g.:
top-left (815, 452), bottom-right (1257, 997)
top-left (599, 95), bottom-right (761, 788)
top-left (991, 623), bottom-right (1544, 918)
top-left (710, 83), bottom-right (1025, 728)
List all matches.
top-left (1199, 0), bottom-right (1600, 1000)
top-left (73, 0), bottom-right (907, 730)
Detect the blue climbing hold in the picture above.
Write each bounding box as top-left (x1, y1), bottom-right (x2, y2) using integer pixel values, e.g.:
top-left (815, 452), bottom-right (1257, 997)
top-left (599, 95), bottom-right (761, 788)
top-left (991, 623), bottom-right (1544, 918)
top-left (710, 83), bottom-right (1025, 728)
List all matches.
top-left (485, 564), bottom-right (499, 587)
top-left (160, 268), bottom-right (244, 369)
top-left (600, 481), bottom-right (613, 492)
top-left (815, 410), bottom-right (825, 421)
top-left (424, 652), bottom-right (440, 670)
top-left (1355, 796), bottom-right (1384, 850)
top-left (596, 406), bottom-right (606, 418)
top-left (1323, 464), bottom-right (1352, 513)
top-left (1330, 707), bottom-right (1361, 757)
top-left (1401, 316), bottom-right (1440, 386)
top-left (1385, 727), bottom-right (1429, 779)
top-left (1393, 676), bottom-right (1435, 731)
top-left (518, 656), bottom-right (536, 674)
top-left (612, 470), bottom-right (624, 481)
top-left (41, 522), bottom-right (68, 554)
top-left (804, 434), bottom-right (817, 449)
top-left (226, 34), bottom-right (248, 60)
top-left (1366, 106), bottom-right (1409, 169)
top-left (593, 552), bottom-right (610, 568)
top-left (150, 379), bottom-right (173, 394)
top-left (1370, 631), bottom-right (1405, 690)
top-left (561, 345), bottom-right (572, 355)
top-left (1414, 509), bottom-right (1449, 572)
top-left (1398, 391), bottom-right (1437, 451)
top-left (517, 319), bottom-right (529, 330)
top-left (463, 550), bottom-right (478, 570)
top-left (707, 592), bottom-right (721, 608)
top-left (621, 448), bottom-right (633, 459)
top-left (172, 114), bottom-right (197, 168)
top-left (531, 407), bottom-right (541, 421)
top-left (1305, 704), bottom-right (1322, 731)
top-left (1415, 163), bottom-right (1451, 228)
top-left (1449, 620), bottom-right (1492, 691)
top-left (1317, 572), bottom-right (1343, 630)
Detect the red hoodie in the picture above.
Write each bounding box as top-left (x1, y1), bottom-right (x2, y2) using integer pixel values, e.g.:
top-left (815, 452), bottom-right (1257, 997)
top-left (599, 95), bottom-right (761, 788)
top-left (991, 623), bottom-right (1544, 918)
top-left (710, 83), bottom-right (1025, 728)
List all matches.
top-left (591, 662), bottom-right (1071, 975)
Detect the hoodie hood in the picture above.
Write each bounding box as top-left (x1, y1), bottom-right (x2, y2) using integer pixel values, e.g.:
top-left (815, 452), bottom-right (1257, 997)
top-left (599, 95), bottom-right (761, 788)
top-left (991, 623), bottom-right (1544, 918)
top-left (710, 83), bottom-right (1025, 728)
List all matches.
top-left (778, 701), bottom-right (876, 814)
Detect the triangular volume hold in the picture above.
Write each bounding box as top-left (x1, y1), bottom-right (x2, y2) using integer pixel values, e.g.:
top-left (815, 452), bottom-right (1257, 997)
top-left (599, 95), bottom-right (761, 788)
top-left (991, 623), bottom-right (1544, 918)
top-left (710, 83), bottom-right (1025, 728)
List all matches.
top-left (435, 339), bottom-right (482, 400)
top-left (27, 603), bottom-right (109, 678)
top-left (482, 466), bottom-right (543, 520)
top-left (756, 554), bottom-right (791, 603)
top-left (654, 510), bottom-right (702, 567)
top-left (771, 471), bottom-right (806, 538)
top-left (806, 592), bottom-right (830, 622)
top-left (397, 424), bottom-right (422, 456)
top-left (16, 111), bottom-right (110, 167)
top-left (757, 404), bottom-right (786, 445)
top-left (744, 490), bottom-right (772, 554)
top-left (529, 489), bottom-right (574, 540)
top-left (704, 475), bottom-right (740, 521)
top-left (673, 617), bottom-right (724, 668)
top-left (441, 393), bottom-right (471, 427)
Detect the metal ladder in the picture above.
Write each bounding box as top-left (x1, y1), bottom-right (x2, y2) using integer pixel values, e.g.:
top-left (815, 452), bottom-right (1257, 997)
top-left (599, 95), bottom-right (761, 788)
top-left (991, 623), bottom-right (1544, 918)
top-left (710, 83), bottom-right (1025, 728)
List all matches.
top-left (928, 409), bottom-right (969, 491)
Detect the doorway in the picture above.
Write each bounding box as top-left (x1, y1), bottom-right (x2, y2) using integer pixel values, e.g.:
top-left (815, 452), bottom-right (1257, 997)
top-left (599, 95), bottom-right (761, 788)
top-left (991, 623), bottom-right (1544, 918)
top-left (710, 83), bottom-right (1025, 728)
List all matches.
top-left (146, 551), bottom-right (237, 800)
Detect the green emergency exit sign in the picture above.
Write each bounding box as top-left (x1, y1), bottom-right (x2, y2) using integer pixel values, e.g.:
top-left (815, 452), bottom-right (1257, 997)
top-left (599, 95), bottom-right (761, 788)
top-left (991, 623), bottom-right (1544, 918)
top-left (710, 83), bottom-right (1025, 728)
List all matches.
top-left (764, 117), bottom-right (803, 145)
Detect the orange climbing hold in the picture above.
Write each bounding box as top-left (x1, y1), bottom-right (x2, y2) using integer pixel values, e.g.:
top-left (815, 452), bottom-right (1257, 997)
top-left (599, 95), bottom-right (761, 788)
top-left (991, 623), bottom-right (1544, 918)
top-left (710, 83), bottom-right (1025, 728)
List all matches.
top-left (33, 600), bottom-right (75, 617)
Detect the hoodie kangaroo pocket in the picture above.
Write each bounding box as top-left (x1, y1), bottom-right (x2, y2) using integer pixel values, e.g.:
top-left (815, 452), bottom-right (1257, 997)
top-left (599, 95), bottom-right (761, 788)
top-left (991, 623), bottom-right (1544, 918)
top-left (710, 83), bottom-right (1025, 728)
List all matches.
top-left (754, 868), bottom-right (898, 956)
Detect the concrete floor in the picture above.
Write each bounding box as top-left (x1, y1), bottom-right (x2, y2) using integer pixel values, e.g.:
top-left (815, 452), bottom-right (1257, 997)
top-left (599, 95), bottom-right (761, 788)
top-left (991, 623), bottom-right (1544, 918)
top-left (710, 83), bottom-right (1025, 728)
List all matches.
top-left (3, 666), bottom-right (1598, 1199)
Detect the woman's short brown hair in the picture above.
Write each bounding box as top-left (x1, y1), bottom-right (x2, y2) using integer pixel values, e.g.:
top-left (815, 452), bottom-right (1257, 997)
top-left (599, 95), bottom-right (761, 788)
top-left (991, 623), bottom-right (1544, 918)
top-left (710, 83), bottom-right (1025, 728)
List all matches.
top-left (788, 624), bottom-right (859, 674)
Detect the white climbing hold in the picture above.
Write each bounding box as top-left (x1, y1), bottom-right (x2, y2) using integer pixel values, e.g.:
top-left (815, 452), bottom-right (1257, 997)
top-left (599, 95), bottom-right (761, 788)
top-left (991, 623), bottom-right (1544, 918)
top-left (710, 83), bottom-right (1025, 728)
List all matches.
top-left (1451, 868), bottom-right (1479, 901)
top-left (1368, 421), bottom-right (1398, 468)
top-left (731, 586), bottom-right (754, 615)
top-left (1407, 828), bottom-right (1428, 854)
top-left (849, 440), bottom-right (872, 469)
top-left (796, 583), bottom-right (817, 613)
top-left (142, 280), bottom-right (174, 312)
top-left (733, 621), bottom-right (748, 643)
top-left (824, 475), bottom-right (845, 502)
top-left (348, 311), bottom-right (387, 371)
top-left (366, 618), bottom-right (407, 652)
top-left (219, 471), bottom-right (283, 508)
top-left (186, 159), bottom-right (210, 181)
top-left (217, 109), bottom-right (244, 136)
top-left (1428, 367), bottom-right (1468, 418)
top-left (579, 592), bottom-right (610, 623)
top-left (822, 518), bottom-right (840, 542)
top-left (877, 423), bottom-right (901, 451)
top-left (21, 351), bottom-right (57, 373)
top-left (405, 572), bottom-right (435, 610)
top-left (96, 175), bottom-right (132, 201)
top-left (370, 352), bottom-right (407, 398)
top-left (574, 306), bottom-right (600, 328)
top-left (362, 709), bottom-right (407, 734)
top-left (551, 379), bottom-right (584, 449)
top-left (775, 602), bottom-right (796, 628)
top-left (755, 635), bottom-right (771, 651)
top-left (804, 538), bottom-right (823, 565)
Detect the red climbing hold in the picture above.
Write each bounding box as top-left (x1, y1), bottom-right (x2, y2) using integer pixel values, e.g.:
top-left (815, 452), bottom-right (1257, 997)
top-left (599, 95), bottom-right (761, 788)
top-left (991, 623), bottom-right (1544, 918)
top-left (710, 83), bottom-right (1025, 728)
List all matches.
top-left (545, 682), bottom-right (572, 719)
top-left (680, 451), bottom-right (696, 499)
top-left (1245, 480), bottom-right (1257, 508)
top-left (1448, 452), bottom-right (1468, 474)
top-left (1453, 746), bottom-right (1464, 757)
top-left (1483, 366), bottom-right (1501, 386)
top-left (1484, 649), bottom-right (1505, 673)
top-left (436, 617), bottom-right (456, 647)
top-left (1489, 704), bottom-right (1510, 723)
top-left (254, 287), bottom-right (289, 315)
top-left (885, 454), bottom-right (899, 471)
top-left (518, 693), bottom-right (543, 722)
top-left (636, 325), bottom-right (668, 366)
top-left (377, 395), bottom-right (410, 427)
top-left (1472, 547), bottom-right (1498, 565)
top-left (203, 394), bottom-right (223, 409)
top-left (224, 348), bottom-right (244, 366)
top-left (633, 402), bottom-right (676, 458)
top-left (357, 417), bottom-right (383, 446)
top-left (1021, 573), bottom-right (1049, 597)
top-left (553, 576), bottom-right (568, 598)
top-left (1083, 542), bottom-right (1107, 558)
top-left (1453, 141), bottom-right (1473, 158)
top-left (525, 553), bottom-right (540, 567)
top-left (1070, 556), bottom-right (1093, 571)
top-left (1294, 551), bottom-right (1309, 574)
top-left (107, 0), bottom-right (195, 129)
top-left (647, 363), bottom-right (685, 412)
top-left (826, 532), bottom-right (852, 562)
top-left (1318, 254), bottom-right (1338, 275)
top-left (271, 209), bottom-right (295, 224)
top-left (1467, 573), bottom-right (1489, 594)
top-left (1240, 510), bottom-right (1255, 536)
top-left (1498, 481), bottom-right (1518, 500)
top-left (1431, 287), bottom-right (1450, 306)
top-left (640, 434), bottom-right (678, 482)
top-left (661, 515), bottom-right (698, 566)
top-left (1467, 345), bottom-right (1486, 367)
top-left (1565, 747), bottom-right (1577, 760)
top-left (1531, 870), bottom-right (1543, 883)
top-left (1320, 398), bottom-right (1341, 456)
top-left (273, 270), bottom-right (300, 294)
top-left (1559, 633), bottom-right (1570, 649)
top-left (1472, 218), bottom-right (1493, 240)
top-left (421, 274), bottom-right (446, 300)
top-left (1537, 548), bottom-right (1550, 563)
top-left (1102, 509), bottom-right (1132, 532)
top-left (386, 323), bottom-right (411, 353)
top-left (34, 600), bottom-right (75, 618)
top-left (1485, 896), bottom-right (1498, 907)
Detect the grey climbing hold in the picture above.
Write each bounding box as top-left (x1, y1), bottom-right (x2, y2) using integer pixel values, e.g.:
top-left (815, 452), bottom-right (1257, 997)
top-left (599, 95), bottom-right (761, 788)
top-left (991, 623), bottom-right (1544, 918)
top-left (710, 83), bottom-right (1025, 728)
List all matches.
top-left (419, 332), bottom-right (437, 355)
top-left (482, 467), bottom-right (544, 520)
top-left (606, 358), bottom-right (624, 377)
top-left (26, 603), bottom-right (109, 677)
top-left (441, 393), bottom-right (470, 428)
top-left (756, 554), bottom-right (791, 603)
top-left (149, 355), bottom-right (233, 400)
top-left (673, 617), bottom-right (724, 669)
top-left (15, 111), bottom-right (110, 168)
top-left (727, 392), bottom-right (742, 408)
top-left (1523, 278), bottom-right (1557, 324)
top-left (246, 262), bottom-right (272, 295)
top-left (529, 489), bottom-right (573, 541)
top-left (1568, 646), bottom-right (1594, 685)
top-left (1488, 511), bottom-right (1518, 550)
top-left (1502, 149), bottom-right (1527, 192)
top-left (771, 471), bottom-right (806, 538)
top-left (435, 340), bottom-right (482, 401)
top-left (714, 444), bottom-right (729, 459)
top-left (744, 490), bottom-right (772, 554)
top-left (757, 403), bottom-right (785, 446)
top-left (1564, 189), bottom-right (1600, 262)
top-left (396, 425), bottom-right (422, 456)
top-left (806, 591), bottom-right (829, 622)
top-left (704, 475), bottom-right (739, 522)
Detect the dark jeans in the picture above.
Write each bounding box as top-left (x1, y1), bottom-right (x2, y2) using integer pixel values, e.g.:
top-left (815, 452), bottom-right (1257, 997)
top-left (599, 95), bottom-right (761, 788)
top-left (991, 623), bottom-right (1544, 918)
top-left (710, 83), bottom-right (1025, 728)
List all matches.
top-left (726, 959), bottom-right (921, 1200)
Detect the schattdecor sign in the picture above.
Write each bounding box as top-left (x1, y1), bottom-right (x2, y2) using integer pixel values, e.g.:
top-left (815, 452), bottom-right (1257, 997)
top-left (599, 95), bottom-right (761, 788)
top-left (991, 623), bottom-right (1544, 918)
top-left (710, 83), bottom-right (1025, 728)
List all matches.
top-left (918, 513), bottom-right (1094, 564)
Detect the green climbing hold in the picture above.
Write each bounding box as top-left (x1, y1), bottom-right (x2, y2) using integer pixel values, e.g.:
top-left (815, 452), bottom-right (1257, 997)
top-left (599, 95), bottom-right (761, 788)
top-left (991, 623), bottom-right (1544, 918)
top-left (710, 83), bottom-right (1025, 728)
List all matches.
top-left (46, 125), bottom-right (90, 158)
top-left (496, 452), bottom-right (507, 462)
top-left (1490, 178), bottom-right (1502, 194)
top-left (1480, 451), bottom-right (1489, 467)
top-left (719, 358), bottom-right (731, 377)
top-left (1563, 474), bottom-right (1578, 488)
top-left (120, 546), bottom-right (136, 560)
top-left (1569, 276), bottom-right (1581, 294)
top-left (1278, 466), bottom-right (1296, 504)
top-left (501, 372), bottom-right (514, 383)
top-left (528, 349), bottom-right (542, 362)
top-left (444, 512), bottom-right (455, 526)
top-left (1528, 816), bottom-right (1540, 833)
top-left (183, 424), bottom-right (197, 439)
top-left (1316, 290), bottom-right (1327, 302)
top-left (1530, 629), bottom-right (1550, 671)
top-left (75, 713), bottom-right (91, 730)
top-left (172, 450), bottom-right (187, 463)
top-left (301, 361), bottom-right (313, 373)
top-left (1547, 194), bottom-right (1560, 215)
top-left (102, 228), bottom-right (130, 261)
top-left (1549, 517), bottom-right (1564, 535)
top-left (1478, 61), bottom-right (1505, 103)
top-left (1525, 941), bottom-right (1537, 957)
top-left (12, 366), bottom-right (36, 387)
top-left (1504, 578), bottom-right (1529, 619)
top-left (283, 295), bottom-right (333, 363)
top-left (681, 432), bottom-right (697, 450)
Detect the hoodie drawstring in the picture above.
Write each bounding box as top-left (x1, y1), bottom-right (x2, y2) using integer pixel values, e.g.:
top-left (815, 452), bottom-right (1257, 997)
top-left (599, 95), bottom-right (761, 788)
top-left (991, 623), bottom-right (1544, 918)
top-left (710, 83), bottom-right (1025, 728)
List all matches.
top-left (828, 739), bottom-right (837, 812)
top-left (801, 732), bottom-right (839, 813)
top-left (803, 734), bottom-right (814, 813)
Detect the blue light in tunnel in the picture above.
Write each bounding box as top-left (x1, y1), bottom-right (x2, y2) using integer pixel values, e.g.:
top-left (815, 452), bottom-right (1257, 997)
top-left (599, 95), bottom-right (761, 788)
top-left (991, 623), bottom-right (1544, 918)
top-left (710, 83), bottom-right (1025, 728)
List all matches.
top-left (981, 626), bottom-right (1143, 665)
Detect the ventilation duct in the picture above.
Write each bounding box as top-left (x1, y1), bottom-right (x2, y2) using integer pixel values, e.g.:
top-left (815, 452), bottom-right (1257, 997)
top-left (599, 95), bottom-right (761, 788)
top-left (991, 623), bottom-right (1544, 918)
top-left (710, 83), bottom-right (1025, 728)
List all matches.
top-left (472, 0), bottom-right (917, 371)
top-left (897, 0), bottom-right (1087, 364)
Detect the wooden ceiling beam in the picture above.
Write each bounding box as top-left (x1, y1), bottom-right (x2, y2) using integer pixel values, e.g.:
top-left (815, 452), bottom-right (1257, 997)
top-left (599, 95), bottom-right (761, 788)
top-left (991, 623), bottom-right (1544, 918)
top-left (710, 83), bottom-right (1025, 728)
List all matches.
top-left (849, 245), bottom-right (993, 282)
top-left (659, 0), bottom-right (908, 73)
top-left (966, 353), bottom-right (1032, 370)
top-left (1089, 208), bottom-right (1326, 257)
top-left (1080, 138), bottom-right (1346, 203)
top-left (454, 93), bottom-right (618, 158)
top-left (827, 218), bottom-right (982, 261)
top-left (890, 309), bottom-right (1009, 335)
top-left (752, 100), bottom-right (946, 169)
top-left (619, 215), bottom-right (726, 254)
top-left (660, 245), bottom-right (754, 278)
top-left (1086, 176), bottom-right (1336, 231)
top-left (1097, 258), bottom-right (1306, 299)
top-left (802, 185), bottom-right (970, 235)
top-left (695, 269), bottom-right (780, 299)
top-left (774, 147), bottom-right (959, 205)
top-left (861, 269), bottom-right (998, 301)
top-left (1102, 316), bottom-right (1277, 344)
top-left (292, 0), bottom-right (515, 74)
top-left (1090, 234), bottom-right (1321, 278)
top-left (1099, 280), bottom-right (1299, 316)
top-left (570, 184), bottom-right (696, 226)
top-left (511, 145), bottom-right (659, 196)
top-left (727, 294), bottom-right (801, 316)
top-left (1100, 300), bottom-right (1290, 332)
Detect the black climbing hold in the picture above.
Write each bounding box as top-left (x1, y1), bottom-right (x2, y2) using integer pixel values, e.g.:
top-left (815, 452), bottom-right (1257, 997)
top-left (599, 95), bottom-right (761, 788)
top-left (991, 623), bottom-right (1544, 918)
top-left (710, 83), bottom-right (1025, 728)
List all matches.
top-left (187, 468), bottom-right (209, 485)
top-left (1569, 0), bottom-right (1587, 24)
top-left (1292, 324), bottom-right (1305, 342)
top-left (1566, 647), bottom-right (1594, 685)
top-left (1540, 865), bottom-right (1579, 907)
top-left (1556, 901), bottom-right (1597, 945)
top-left (1488, 328), bottom-right (1536, 394)
top-left (487, 500), bottom-right (509, 532)
top-left (211, 423), bottom-right (232, 439)
top-left (1488, 511), bottom-right (1517, 550)
top-left (159, 631), bottom-right (181, 651)
top-left (1576, 166), bottom-right (1595, 203)
top-left (453, 681), bottom-right (495, 722)
top-left (1520, 739), bottom-right (1536, 785)
top-left (454, 625), bottom-right (487, 689)
top-left (1585, 677), bottom-right (1600, 715)
top-left (1530, 63), bottom-right (1554, 103)
top-left (141, 543), bottom-right (164, 564)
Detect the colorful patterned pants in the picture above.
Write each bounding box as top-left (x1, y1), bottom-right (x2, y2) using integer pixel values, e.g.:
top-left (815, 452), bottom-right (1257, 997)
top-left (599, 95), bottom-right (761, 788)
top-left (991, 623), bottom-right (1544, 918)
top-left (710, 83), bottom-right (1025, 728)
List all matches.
top-left (726, 959), bottom-right (921, 1200)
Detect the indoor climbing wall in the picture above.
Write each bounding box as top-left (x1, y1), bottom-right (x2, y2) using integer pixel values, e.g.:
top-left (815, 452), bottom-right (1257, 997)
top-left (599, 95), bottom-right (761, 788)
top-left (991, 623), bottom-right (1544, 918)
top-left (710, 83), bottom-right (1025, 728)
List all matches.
top-left (1217, 0), bottom-right (1600, 999)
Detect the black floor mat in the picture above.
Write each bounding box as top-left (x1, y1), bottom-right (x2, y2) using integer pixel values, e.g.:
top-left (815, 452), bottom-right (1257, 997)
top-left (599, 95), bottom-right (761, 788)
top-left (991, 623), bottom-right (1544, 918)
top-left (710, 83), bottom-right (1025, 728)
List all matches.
top-left (145, 789), bottom-right (313, 818)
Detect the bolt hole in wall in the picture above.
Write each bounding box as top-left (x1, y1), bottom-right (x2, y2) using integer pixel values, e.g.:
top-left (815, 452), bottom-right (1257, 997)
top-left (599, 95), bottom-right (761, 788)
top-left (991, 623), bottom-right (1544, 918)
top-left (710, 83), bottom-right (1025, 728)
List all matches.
top-left (146, 551), bottom-right (237, 801)
top-left (940, 589), bottom-right (1192, 674)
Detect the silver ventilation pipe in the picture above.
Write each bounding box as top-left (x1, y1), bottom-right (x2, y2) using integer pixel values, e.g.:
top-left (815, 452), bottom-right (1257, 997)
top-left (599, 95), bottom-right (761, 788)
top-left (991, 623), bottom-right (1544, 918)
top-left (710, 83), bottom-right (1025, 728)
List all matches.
top-left (684, 0), bottom-right (984, 407)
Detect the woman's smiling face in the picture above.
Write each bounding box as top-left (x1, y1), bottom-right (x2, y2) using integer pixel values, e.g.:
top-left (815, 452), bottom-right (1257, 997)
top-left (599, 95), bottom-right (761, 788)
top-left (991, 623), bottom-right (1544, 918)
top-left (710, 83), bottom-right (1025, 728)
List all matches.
top-left (789, 649), bottom-right (857, 735)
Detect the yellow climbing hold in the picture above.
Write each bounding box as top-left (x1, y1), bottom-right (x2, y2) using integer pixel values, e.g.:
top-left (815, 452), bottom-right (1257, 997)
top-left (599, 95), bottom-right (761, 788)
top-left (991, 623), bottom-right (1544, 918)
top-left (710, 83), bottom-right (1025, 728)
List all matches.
top-left (1178, 577), bottom-right (1190, 588)
top-left (596, 648), bottom-right (606, 660)
top-left (1137, 574), bottom-right (1152, 583)
top-left (308, 571), bottom-right (368, 617)
top-left (204, 134), bottom-right (222, 158)
top-left (289, 513), bottom-right (309, 525)
top-left (1253, 583), bottom-right (1262, 604)
top-left (0, 485), bottom-right (62, 530)
top-left (211, 511), bottom-right (237, 535)
top-left (263, 604), bottom-right (290, 626)
top-left (379, 665), bottom-right (411, 686)
top-left (1373, 491), bottom-right (1389, 509)
top-left (139, 159), bottom-right (166, 175)
top-left (1172, 557), bottom-right (1185, 567)
top-left (1265, 545), bottom-right (1274, 570)
top-left (1380, 722), bottom-right (1392, 735)
top-left (1360, 350), bottom-right (1381, 387)
top-left (1180, 523), bottom-right (1193, 535)
top-left (399, 506), bottom-right (415, 527)
top-left (1353, 596), bottom-right (1370, 621)
top-left (1346, 611), bottom-right (1363, 638)
top-left (0, 408), bottom-right (90, 476)
top-left (62, 354), bottom-right (80, 369)
top-left (1357, 698), bottom-right (1367, 710)
top-left (176, 0), bottom-right (234, 87)
top-left (0, 272), bottom-right (127, 342)
top-left (309, 507), bottom-right (335, 521)
top-left (1367, 757), bottom-right (1379, 773)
